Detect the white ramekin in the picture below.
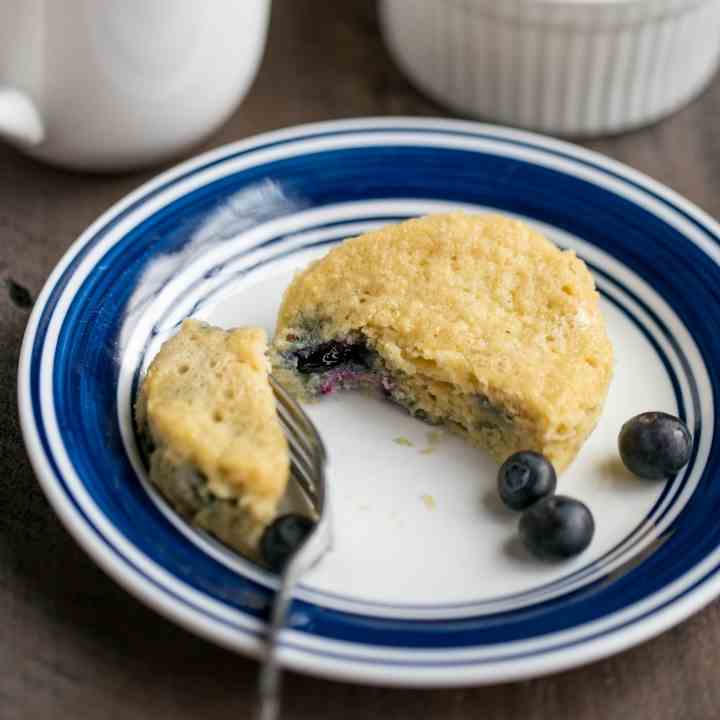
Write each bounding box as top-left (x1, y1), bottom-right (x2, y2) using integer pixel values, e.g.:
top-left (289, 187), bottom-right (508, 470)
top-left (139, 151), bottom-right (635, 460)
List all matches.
top-left (379, 0), bottom-right (720, 136)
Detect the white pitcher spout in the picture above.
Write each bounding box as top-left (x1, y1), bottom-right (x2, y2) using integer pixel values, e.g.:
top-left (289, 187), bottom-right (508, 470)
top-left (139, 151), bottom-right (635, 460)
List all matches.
top-left (0, 87), bottom-right (44, 146)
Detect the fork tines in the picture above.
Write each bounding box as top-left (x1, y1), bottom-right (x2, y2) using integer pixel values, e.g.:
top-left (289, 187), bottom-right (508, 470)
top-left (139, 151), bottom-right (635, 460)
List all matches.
top-left (269, 376), bottom-right (326, 512)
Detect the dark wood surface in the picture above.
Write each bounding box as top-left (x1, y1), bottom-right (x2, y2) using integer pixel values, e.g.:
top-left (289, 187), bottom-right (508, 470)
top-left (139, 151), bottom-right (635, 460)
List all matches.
top-left (3, 2), bottom-right (720, 718)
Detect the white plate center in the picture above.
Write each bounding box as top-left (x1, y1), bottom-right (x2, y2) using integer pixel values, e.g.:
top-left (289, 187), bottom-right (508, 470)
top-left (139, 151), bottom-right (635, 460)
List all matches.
top-left (200, 253), bottom-right (672, 608)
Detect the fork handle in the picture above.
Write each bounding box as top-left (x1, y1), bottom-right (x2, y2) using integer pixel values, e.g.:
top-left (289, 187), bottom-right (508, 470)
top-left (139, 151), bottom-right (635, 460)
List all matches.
top-left (256, 514), bottom-right (333, 720)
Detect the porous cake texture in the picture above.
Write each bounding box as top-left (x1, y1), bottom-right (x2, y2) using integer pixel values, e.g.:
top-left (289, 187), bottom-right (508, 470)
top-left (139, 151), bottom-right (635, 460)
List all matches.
top-left (272, 213), bottom-right (613, 471)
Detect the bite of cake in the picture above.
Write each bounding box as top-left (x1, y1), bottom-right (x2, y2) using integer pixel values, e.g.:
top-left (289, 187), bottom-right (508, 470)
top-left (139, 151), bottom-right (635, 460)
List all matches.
top-left (136, 320), bottom-right (289, 556)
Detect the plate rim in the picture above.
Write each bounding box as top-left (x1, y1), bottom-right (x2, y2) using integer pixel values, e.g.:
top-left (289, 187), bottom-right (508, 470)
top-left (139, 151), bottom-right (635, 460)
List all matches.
top-left (17, 116), bottom-right (720, 686)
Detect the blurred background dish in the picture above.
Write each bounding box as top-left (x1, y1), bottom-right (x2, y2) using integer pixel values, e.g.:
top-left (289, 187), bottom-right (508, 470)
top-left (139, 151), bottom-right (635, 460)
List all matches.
top-left (0, 0), bottom-right (270, 171)
top-left (379, 0), bottom-right (720, 136)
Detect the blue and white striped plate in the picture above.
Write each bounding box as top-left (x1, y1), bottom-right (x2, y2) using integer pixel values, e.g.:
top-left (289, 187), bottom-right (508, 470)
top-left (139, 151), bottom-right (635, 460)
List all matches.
top-left (19, 118), bottom-right (720, 686)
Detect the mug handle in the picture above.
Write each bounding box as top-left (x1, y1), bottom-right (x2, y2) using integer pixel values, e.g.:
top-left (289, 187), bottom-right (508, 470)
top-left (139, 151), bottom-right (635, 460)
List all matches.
top-left (0, 86), bottom-right (44, 147)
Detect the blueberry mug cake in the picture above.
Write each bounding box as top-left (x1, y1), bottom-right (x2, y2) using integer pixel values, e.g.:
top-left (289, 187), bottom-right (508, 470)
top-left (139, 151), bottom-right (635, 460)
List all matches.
top-left (135, 320), bottom-right (289, 556)
top-left (272, 213), bottom-right (613, 471)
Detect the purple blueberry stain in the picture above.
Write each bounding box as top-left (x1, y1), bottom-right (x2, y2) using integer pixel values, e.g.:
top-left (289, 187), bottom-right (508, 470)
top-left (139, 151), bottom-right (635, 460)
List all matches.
top-left (318, 367), bottom-right (387, 395)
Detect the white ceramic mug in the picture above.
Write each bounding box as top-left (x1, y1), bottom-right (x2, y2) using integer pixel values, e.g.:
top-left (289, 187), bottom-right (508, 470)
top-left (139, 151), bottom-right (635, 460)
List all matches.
top-left (0, 0), bottom-right (270, 171)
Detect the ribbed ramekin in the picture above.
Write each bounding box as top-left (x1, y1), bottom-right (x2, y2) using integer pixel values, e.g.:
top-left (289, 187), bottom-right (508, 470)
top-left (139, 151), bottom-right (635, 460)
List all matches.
top-left (379, 0), bottom-right (720, 136)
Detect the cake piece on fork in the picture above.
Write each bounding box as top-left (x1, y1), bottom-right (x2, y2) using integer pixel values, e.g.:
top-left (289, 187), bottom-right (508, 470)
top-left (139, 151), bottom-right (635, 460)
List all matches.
top-left (136, 320), bottom-right (289, 556)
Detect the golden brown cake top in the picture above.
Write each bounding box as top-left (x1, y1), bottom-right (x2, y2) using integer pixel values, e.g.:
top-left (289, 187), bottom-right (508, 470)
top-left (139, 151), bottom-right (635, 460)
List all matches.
top-left (275, 213), bottom-right (613, 436)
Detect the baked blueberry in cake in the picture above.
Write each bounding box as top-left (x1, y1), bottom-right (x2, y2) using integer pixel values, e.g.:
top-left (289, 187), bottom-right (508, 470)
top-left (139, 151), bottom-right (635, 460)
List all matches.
top-left (135, 320), bottom-right (289, 556)
top-left (271, 213), bottom-right (613, 471)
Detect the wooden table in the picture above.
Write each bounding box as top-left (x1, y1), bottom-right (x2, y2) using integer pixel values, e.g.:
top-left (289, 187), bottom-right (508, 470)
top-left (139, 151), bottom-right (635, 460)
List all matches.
top-left (3, 2), bottom-right (720, 718)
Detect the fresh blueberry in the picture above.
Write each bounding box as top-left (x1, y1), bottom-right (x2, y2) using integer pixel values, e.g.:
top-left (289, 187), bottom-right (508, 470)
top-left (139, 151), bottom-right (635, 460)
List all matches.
top-left (519, 495), bottom-right (594, 560)
top-left (260, 514), bottom-right (315, 572)
top-left (498, 451), bottom-right (557, 511)
top-left (294, 340), bottom-right (370, 374)
top-left (618, 412), bottom-right (692, 480)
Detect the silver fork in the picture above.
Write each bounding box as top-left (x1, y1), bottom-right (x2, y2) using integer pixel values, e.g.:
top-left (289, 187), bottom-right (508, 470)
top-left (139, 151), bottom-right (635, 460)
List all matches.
top-left (257, 377), bottom-right (331, 720)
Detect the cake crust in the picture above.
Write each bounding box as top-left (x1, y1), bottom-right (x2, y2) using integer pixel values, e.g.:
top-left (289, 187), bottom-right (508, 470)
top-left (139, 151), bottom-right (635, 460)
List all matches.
top-left (272, 212), bottom-right (613, 471)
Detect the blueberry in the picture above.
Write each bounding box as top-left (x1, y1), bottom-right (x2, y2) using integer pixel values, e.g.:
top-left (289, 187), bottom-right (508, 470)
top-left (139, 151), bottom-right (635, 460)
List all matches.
top-left (519, 495), bottom-right (594, 560)
top-left (498, 451), bottom-right (557, 511)
top-left (260, 514), bottom-right (315, 572)
top-left (294, 340), bottom-right (370, 374)
top-left (618, 412), bottom-right (692, 480)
